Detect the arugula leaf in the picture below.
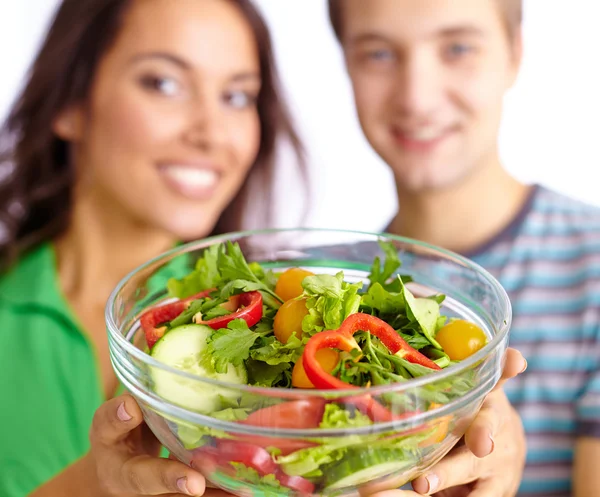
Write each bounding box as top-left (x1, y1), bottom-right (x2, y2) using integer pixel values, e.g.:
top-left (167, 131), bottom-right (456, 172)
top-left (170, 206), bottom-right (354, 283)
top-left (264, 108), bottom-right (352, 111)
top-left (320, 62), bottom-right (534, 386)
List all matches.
top-left (218, 242), bottom-right (283, 309)
top-left (206, 319), bottom-right (261, 373)
top-left (398, 278), bottom-right (443, 349)
top-left (422, 346), bottom-right (451, 368)
top-left (398, 330), bottom-right (432, 351)
top-left (168, 294), bottom-right (233, 328)
top-left (302, 273), bottom-right (363, 334)
top-left (167, 244), bottom-right (222, 298)
top-left (367, 240), bottom-right (402, 288)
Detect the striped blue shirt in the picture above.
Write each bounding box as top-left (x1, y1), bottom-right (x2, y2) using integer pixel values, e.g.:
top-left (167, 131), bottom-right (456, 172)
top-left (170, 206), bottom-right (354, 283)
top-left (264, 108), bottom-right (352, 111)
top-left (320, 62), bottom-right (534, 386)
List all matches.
top-left (468, 185), bottom-right (600, 496)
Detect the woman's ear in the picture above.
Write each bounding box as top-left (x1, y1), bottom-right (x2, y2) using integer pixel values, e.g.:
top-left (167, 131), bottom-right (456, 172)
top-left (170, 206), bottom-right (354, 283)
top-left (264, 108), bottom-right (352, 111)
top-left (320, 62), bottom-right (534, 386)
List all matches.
top-left (52, 105), bottom-right (85, 141)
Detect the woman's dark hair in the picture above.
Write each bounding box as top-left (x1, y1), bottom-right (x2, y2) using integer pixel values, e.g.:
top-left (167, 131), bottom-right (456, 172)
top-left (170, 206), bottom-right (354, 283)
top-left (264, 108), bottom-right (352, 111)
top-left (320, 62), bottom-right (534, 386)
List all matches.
top-left (0, 0), bottom-right (305, 267)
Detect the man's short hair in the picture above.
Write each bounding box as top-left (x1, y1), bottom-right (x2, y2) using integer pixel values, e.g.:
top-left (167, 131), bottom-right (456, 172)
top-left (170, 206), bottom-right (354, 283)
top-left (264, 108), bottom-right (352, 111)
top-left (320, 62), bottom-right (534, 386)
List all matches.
top-left (328, 0), bottom-right (523, 41)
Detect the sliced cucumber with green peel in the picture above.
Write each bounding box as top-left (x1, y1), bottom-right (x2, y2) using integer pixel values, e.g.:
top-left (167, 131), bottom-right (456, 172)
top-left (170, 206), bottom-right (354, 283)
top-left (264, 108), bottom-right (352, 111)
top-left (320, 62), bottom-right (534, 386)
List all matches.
top-left (323, 448), bottom-right (413, 490)
top-left (150, 324), bottom-right (247, 413)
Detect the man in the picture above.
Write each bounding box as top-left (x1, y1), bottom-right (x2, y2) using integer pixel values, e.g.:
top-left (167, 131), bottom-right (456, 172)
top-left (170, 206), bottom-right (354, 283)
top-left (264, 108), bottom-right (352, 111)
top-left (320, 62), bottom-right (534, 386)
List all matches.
top-left (328, 0), bottom-right (600, 496)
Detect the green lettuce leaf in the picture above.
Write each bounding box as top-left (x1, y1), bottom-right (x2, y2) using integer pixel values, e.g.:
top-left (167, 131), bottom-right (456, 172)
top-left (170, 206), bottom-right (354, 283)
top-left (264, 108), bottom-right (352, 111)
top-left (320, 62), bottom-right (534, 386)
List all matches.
top-left (301, 273), bottom-right (362, 334)
top-left (167, 244), bottom-right (222, 299)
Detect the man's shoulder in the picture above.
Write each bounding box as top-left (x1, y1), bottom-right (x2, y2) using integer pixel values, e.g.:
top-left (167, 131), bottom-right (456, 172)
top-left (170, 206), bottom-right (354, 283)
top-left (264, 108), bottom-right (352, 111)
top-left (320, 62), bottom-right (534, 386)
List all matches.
top-left (522, 185), bottom-right (600, 243)
top-left (532, 185), bottom-right (600, 224)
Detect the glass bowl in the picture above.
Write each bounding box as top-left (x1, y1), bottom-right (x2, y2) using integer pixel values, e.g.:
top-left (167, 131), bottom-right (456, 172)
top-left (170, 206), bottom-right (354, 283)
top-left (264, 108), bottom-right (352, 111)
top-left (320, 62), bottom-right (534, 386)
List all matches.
top-left (106, 228), bottom-right (511, 496)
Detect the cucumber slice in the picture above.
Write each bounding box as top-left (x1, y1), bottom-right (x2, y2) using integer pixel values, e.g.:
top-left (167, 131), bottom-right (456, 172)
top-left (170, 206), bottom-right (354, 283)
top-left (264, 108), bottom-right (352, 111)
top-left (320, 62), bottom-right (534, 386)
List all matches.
top-left (323, 448), bottom-right (413, 490)
top-left (150, 324), bottom-right (247, 414)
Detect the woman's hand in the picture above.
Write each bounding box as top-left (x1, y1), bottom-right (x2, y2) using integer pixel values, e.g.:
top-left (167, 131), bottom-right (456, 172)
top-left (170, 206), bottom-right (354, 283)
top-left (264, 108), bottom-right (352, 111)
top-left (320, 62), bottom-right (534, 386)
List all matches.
top-left (90, 394), bottom-right (209, 496)
top-left (370, 347), bottom-right (527, 497)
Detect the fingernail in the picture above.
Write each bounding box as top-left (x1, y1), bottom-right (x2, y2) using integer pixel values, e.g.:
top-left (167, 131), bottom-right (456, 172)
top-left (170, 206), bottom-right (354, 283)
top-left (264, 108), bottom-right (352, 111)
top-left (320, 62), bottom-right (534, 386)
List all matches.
top-left (177, 477), bottom-right (191, 495)
top-left (521, 359), bottom-right (528, 373)
top-left (489, 434), bottom-right (495, 454)
top-left (425, 473), bottom-right (439, 493)
top-left (117, 402), bottom-right (132, 422)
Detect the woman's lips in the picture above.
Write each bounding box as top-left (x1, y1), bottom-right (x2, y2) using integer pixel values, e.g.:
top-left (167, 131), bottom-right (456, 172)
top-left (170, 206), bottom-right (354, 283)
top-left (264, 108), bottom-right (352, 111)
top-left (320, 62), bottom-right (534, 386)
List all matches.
top-left (158, 164), bottom-right (221, 200)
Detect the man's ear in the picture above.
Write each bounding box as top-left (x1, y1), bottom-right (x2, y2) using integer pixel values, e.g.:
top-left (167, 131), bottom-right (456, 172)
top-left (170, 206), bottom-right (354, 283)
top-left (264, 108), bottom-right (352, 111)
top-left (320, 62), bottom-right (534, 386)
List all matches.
top-left (52, 105), bottom-right (85, 141)
top-left (507, 27), bottom-right (524, 89)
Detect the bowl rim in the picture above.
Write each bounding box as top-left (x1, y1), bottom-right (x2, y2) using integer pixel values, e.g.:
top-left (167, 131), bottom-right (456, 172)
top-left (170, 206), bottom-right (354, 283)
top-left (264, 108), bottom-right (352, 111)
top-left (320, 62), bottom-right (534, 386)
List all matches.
top-left (105, 227), bottom-right (512, 399)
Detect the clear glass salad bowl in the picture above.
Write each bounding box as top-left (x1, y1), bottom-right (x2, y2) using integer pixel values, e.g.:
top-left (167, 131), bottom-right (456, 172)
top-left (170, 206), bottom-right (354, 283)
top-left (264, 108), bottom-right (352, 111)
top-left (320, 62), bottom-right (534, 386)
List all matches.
top-left (106, 229), bottom-right (511, 496)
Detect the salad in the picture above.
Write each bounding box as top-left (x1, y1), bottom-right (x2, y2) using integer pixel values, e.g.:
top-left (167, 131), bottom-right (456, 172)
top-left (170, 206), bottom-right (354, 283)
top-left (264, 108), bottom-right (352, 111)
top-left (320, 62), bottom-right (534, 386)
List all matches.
top-left (138, 240), bottom-right (488, 494)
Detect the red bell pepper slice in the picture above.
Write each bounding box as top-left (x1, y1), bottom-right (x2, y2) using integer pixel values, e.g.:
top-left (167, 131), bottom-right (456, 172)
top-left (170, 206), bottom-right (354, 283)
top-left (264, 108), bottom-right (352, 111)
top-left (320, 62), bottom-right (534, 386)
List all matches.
top-left (301, 329), bottom-right (396, 422)
top-left (140, 289), bottom-right (213, 349)
top-left (302, 313), bottom-right (440, 422)
top-left (196, 291), bottom-right (263, 330)
top-left (141, 290), bottom-right (263, 349)
top-left (337, 313), bottom-right (441, 370)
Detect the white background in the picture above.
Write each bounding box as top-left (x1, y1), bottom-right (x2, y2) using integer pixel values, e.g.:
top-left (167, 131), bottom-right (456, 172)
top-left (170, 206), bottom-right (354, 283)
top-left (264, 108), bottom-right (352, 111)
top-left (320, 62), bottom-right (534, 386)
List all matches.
top-left (1, 1), bottom-right (599, 233)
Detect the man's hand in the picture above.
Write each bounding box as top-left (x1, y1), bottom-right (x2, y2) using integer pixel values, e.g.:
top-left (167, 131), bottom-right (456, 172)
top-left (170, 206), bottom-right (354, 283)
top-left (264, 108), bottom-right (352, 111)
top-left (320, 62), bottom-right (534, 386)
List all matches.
top-left (369, 348), bottom-right (527, 497)
top-left (574, 437), bottom-right (600, 497)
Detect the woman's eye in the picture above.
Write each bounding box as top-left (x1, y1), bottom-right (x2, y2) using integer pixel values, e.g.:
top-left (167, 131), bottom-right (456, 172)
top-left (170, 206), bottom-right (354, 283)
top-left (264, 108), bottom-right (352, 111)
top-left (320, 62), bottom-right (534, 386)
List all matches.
top-left (139, 75), bottom-right (182, 97)
top-left (224, 90), bottom-right (257, 109)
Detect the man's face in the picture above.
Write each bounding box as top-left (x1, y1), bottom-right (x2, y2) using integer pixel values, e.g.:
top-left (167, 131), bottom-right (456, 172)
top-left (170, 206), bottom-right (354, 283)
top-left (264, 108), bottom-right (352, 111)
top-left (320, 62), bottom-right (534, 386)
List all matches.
top-left (340, 0), bottom-right (521, 192)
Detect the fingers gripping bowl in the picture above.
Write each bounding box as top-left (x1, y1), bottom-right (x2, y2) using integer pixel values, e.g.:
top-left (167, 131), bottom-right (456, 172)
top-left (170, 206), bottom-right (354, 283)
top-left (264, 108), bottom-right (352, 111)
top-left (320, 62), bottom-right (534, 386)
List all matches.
top-left (106, 229), bottom-right (511, 496)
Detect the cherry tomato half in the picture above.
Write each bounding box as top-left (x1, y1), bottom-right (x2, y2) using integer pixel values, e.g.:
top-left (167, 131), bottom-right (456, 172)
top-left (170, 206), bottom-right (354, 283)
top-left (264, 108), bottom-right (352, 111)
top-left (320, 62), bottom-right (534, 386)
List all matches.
top-left (275, 268), bottom-right (315, 301)
top-left (292, 349), bottom-right (340, 389)
top-left (435, 319), bottom-right (487, 361)
top-left (273, 298), bottom-right (309, 343)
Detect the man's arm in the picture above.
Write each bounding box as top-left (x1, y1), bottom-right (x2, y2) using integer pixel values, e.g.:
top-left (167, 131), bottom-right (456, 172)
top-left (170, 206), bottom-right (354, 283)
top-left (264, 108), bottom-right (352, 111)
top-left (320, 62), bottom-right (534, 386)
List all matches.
top-left (573, 437), bottom-right (600, 497)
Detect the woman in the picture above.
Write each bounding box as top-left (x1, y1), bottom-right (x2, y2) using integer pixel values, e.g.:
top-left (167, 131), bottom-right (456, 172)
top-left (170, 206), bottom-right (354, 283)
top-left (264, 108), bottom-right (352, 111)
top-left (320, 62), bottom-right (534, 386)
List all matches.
top-left (0, 0), bottom-right (303, 495)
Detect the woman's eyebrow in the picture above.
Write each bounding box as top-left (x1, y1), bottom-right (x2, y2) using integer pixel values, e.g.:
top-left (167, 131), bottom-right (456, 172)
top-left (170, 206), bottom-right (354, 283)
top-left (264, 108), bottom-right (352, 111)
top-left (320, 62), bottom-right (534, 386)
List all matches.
top-left (128, 51), bottom-right (191, 70)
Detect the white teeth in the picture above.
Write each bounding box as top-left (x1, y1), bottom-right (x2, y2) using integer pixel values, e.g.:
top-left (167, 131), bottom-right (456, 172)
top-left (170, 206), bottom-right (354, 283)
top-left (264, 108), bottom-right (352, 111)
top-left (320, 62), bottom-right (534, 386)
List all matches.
top-left (405, 129), bottom-right (442, 141)
top-left (163, 166), bottom-right (218, 188)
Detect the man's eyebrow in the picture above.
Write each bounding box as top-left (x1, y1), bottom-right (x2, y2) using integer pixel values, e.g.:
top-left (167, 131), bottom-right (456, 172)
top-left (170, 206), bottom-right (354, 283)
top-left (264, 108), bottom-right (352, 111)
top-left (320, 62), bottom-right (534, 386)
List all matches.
top-left (438, 25), bottom-right (486, 37)
top-left (347, 25), bottom-right (486, 46)
top-left (347, 32), bottom-right (392, 46)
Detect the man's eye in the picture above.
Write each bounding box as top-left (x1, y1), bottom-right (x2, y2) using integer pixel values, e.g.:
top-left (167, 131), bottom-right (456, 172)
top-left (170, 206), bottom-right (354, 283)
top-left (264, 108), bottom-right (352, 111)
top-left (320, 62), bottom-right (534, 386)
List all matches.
top-left (445, 43), bottom-right (474, 59)
top-left (367, 49), bottom-right (395, 62)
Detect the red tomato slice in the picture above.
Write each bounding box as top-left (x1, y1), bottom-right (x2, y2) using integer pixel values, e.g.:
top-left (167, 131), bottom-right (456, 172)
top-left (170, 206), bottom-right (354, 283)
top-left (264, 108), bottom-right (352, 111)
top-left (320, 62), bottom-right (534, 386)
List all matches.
top-left (276, 471), bottom-right (315, 494)
top-left (215, 440), bottom-right (277, 476)
top-left (233, 399), bottom-right (326, 455)
top-left (241, 399), bottom-right (326, 429)
top-left (232, 435), bottom-right (317, 456)
top-left (190, 445), bottom-right (225, 476)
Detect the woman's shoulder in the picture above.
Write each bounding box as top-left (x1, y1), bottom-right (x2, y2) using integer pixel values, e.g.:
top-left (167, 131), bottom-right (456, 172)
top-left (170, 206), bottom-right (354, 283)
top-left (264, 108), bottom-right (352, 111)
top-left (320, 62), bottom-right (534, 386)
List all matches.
top-left (0, 243), bottom-right (56, 306)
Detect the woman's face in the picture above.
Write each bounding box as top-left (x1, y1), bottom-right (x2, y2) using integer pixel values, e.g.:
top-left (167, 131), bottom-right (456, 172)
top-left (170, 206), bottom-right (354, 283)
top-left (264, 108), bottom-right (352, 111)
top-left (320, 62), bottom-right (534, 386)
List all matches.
top-left (54, 0), bottom-right (262, 239)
